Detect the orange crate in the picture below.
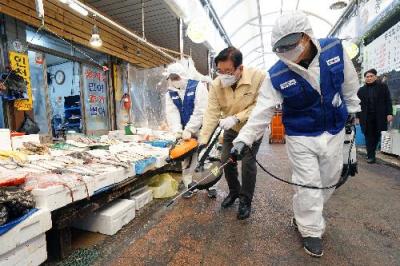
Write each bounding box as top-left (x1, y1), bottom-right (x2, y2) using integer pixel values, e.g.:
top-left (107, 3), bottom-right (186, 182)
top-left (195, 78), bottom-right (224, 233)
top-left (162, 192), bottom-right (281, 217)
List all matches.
top-left (269, 111), bottom-right (286, 144)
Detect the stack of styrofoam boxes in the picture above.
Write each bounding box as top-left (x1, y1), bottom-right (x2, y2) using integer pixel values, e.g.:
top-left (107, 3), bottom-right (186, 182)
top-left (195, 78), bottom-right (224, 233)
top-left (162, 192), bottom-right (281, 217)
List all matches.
top-left (381, 131), bottom-right (393, 154)
top-left (73, 199), bottom-right (136, 235)
top-left (31, 176), bottom-right (95, 211)
top-left (0, 129), bottom-right (12, 151)
top-left (0, 209), bottom-right (52, 266)
top-left (129, 187), bottom-right (153, 211)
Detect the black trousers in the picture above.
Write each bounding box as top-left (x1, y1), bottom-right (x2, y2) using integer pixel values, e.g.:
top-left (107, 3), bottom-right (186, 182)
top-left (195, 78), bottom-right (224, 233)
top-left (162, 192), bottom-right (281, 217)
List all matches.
top-left (220, 129), bottom-right (262, 202)
top-left (364, 114), bottom-right (381, 159)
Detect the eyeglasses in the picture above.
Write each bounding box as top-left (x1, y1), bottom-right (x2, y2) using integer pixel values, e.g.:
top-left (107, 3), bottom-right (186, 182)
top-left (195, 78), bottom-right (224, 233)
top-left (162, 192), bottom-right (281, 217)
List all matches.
top-left (215, 67), bottom-right (239, 76)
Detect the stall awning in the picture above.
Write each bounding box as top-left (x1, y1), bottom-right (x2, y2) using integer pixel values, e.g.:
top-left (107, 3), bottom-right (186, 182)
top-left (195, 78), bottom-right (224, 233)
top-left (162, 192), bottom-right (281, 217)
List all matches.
top-left (0, 0), bottom-right (175, 68)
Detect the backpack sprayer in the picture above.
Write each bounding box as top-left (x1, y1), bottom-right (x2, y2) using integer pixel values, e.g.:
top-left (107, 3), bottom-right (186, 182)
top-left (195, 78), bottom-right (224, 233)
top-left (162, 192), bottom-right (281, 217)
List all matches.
top-left (166, 126), bottom-right (226, 207)
top-left (166, 121), bottom-right (357, 207)
top-left (247, 121), bottom-right (357, 190)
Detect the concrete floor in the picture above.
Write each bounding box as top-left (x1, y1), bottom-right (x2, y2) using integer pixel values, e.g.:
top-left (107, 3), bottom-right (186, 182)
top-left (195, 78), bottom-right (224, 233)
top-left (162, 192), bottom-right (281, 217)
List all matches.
top-left (85, 140), bottom-right (400, 266)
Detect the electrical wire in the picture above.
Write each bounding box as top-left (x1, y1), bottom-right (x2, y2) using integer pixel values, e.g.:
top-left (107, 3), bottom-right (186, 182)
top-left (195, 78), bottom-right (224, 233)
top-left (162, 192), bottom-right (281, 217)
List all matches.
top-left (247, 125), bottom-right (356, 190)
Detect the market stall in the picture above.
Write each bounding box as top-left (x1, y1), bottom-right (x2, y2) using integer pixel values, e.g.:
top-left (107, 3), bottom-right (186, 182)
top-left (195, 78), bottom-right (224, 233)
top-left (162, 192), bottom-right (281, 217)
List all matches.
top-left (0, 127), bottom-right (179, 262)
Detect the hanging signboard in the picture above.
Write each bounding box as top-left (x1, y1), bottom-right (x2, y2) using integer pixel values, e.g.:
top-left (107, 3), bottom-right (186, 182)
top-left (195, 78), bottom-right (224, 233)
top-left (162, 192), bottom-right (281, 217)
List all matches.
top-left (363, 20), bottom-right (400, 74)
top-left (9, 51), bottom-right (33, 111)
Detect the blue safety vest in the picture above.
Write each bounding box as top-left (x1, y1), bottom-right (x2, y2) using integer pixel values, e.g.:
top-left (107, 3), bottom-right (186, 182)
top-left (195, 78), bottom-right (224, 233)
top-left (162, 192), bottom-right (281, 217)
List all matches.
top-left (268, 38), bottom-right (348, 137)
top-left (168, 79), bottom-right (199, 128)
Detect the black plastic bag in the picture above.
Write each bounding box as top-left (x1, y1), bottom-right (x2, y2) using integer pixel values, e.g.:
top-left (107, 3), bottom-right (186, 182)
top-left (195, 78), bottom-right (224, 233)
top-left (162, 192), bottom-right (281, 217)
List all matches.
top-left (18, 112), bottom-right (40, 134)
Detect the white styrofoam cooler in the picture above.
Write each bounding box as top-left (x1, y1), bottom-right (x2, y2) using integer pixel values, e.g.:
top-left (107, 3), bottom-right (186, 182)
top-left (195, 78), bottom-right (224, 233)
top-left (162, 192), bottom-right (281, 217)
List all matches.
top-left (73, 199), bottom-right (135, 235)
top-left (155, 155), bottom-right (168, 168)
top-left (32, 176), bottom-right (94, 211)
top-left (0, 209), bottom-right (51, 256)
top-left (0, 129), bottom-right (12, 151)
top-left (130, 189), bottom-right (153, 211)
top-left (113, 167), bottom-right (135, 184)
top-left (0, 234), bottom-right (47, 266)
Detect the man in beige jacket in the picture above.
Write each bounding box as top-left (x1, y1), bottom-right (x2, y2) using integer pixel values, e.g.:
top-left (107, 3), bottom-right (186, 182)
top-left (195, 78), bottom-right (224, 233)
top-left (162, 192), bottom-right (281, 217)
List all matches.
top-left (199, 47), bottom-right (266, 220)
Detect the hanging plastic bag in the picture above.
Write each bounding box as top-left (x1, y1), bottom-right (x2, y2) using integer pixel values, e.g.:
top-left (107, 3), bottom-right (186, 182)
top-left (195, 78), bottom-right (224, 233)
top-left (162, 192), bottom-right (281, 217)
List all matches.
top-left (18, 112), bottom-right (40, 134)
top-left (148, 173), bottom-right (178, 198)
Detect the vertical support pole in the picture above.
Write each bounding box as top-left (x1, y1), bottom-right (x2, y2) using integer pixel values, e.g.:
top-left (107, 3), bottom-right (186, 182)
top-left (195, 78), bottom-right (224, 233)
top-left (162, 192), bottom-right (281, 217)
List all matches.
top-left (141, 0), bottom-right (146, 40)
top-left (178, 18), bottom-right (184, 60)
top-left (46, 227), bottom-right (72, 260)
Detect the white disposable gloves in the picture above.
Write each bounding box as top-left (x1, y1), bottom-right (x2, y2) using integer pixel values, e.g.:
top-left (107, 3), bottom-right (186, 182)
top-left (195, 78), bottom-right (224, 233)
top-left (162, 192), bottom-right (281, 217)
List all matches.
top-left (175, 131), bottom-right (182, 140)
top-left (219, 116), bottom-right (239, 130)
top-left (182, 130), bottom-right (192, 140)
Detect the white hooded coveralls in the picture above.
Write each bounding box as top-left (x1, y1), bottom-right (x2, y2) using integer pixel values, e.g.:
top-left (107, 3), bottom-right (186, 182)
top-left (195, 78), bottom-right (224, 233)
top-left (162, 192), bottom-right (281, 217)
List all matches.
top-left (234, 11), bottom-right (361, 238)
top-left (166, 79), bottom-right (208, 187)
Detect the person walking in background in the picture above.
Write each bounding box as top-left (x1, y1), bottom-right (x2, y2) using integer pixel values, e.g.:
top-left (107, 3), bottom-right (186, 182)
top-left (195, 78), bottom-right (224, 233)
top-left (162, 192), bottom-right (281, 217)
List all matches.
top-left (357, 69), bottom-right (393, 163)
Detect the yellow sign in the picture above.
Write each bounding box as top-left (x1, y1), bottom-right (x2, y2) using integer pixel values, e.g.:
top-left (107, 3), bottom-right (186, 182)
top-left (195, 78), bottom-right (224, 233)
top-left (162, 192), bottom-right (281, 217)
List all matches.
top-left (9, 51), bottom-right (32, 111)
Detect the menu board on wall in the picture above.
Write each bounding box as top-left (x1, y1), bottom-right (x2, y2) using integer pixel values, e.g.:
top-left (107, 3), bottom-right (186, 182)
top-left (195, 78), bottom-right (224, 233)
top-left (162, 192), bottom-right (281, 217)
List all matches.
top-left (363, 20), bottom-right (400, 74)
top-left (82, 65), bottom-right (108, 131)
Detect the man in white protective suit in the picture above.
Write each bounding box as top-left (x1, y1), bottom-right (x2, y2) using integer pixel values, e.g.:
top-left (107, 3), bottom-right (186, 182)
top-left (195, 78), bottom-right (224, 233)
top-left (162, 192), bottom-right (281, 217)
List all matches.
top-left (165, 62), bottom-right (216, 198)
top-left (230, 11), bottom-right (361, 257)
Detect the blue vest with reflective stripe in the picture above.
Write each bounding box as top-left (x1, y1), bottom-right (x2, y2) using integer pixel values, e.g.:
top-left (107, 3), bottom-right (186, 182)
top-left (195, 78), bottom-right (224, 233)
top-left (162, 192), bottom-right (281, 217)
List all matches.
top-left (168, 79), bottom-right (199, 128)
top-left (268, 38), bottom-right (348, 137)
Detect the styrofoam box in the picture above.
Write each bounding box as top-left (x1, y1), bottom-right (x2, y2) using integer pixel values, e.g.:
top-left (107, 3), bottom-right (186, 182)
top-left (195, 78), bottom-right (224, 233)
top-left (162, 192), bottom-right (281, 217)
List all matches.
top-left (0, 209), bottom-right (51, 256)
top-left (0, 129), bottom-right (12, 151)
top-left (155, 155), bottom-right (168, 168)
top-left (0, 234), bottom-right (47, 266)
top-left (73, 199), bottom-right (135, 235)
top-left (32, 176), bottom-right (94, 211)
top-left (11, 134), bottom-right (40, 150)
top-left (93, 171), bottom-right (116, 191)
top-left (130, 189), bottom-right (153, 211)
top-left (113, 167), bottom-right (135, 184)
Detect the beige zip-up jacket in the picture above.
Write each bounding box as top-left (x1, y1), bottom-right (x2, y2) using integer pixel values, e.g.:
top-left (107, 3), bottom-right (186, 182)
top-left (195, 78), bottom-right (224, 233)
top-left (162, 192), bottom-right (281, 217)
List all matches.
top-left (199, 67), bottom-right (266, 144)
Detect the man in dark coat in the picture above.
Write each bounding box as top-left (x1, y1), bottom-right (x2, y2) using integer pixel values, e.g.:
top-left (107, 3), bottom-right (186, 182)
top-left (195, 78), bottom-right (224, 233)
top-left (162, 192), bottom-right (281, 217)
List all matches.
top-left (357, 69), bottom-right (393, 163)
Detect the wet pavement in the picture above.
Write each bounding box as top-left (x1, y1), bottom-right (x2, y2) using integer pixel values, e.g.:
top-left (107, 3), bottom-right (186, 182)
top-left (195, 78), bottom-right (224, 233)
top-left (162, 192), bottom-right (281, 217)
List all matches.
top-left (78, 139), bottom-right (400, 266)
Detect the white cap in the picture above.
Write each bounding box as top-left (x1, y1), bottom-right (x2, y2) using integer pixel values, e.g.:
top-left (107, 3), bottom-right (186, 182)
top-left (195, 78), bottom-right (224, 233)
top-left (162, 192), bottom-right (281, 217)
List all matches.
top-left (164, 62), bottom-right (188, 79)
top-left (271, 11), bottom-right (314, 50)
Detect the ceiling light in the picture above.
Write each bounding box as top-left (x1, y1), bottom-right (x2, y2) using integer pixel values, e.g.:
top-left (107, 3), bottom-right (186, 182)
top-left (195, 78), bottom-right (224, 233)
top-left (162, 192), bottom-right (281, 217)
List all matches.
top-left (59, 0), bottom-right (69, 3)
top-left (187, 18), bottom-right (210, 44)
top-left (89, 25), bottom-right (103, 47)
top-left (68, 1), bottom-right (89, 16)
top-left (329, 0), bottom-right (348, 10)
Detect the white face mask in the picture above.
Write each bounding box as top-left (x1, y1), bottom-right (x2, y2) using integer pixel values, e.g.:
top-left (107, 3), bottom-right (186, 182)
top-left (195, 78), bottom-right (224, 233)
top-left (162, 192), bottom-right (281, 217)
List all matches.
top-left (279, 42), bottom-right (306, 62)
top-left (171, 80), bottom-right (186, 89)
top-left (219, 74), bottom-right (237, 87)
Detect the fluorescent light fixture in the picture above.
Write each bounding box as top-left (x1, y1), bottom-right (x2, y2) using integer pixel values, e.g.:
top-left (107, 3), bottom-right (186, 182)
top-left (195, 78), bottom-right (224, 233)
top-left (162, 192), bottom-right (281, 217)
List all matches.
top-left (59, 0), bottom-right (69, 3)
top-left (89, 25), bottom-right (103, 47)
top-left (68, 1), bottom-right (88, 16)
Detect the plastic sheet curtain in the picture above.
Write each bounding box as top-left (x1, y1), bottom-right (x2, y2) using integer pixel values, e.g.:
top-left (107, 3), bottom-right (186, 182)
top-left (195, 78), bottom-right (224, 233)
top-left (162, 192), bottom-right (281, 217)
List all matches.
top-left (127, 65), bottom-right (167, 129)
top-left (28, 51), bottom-right (49, 134)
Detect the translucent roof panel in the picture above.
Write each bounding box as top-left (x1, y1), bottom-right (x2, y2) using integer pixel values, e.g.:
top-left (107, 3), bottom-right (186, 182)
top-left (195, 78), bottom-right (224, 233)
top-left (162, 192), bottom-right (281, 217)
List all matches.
top-left (210, 0), bottom-right (346, 69)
